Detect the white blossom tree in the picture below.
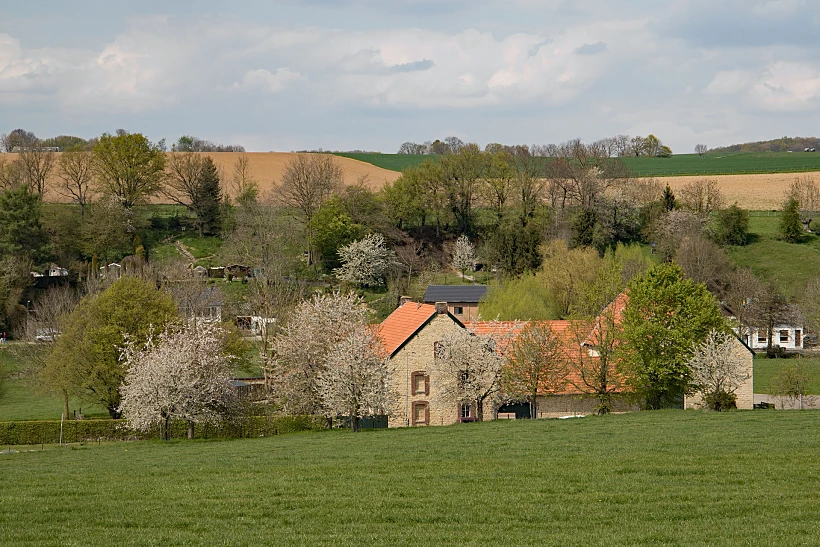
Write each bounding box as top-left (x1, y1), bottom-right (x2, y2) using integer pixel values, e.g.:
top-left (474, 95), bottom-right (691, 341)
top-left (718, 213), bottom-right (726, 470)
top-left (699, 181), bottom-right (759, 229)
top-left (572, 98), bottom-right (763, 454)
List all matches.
top-left (334, 233), bottom-right (397, 287)
top-left (318, 327), bottom-right (393, 432)
top-left (451, 234), bottom-right (475, 280)
top-left (686, 329), bottom-right (750, 411)
top-left (119, 322), bottom-right (236, 440)
top-left (269, 291), bottom-right (370, 416)
top-left (435, 326), bottom-right (507, 421)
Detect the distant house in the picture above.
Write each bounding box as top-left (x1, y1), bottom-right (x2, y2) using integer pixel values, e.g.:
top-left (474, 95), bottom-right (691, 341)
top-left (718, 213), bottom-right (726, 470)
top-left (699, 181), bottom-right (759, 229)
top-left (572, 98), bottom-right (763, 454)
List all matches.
top-left (422, 285), bottom-right (488, 321)
top-left (746, 325), bottom-right (804, 351)
top-left (48, 264), bottom-right (69, 277)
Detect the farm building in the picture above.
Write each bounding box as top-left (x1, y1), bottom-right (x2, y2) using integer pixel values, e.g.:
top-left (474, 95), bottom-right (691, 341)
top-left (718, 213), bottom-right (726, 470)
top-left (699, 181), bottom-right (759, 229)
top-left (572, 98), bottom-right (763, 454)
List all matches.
top-left (422, 285), bottom-right (488, 322)
top-left (744, 325), bottom-right (805, 351)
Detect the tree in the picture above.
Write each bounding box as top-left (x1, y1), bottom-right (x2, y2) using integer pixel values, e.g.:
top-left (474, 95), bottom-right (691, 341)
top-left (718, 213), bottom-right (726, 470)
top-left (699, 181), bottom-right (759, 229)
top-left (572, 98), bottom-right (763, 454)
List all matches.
top-left (724, 268), bottom-right (764, 344)
top-left (397, 142), bottom-right (427, 154)
top-left (277, 154), bottom-right (343, 264)
top-left (686, 330), bottom-right (750, 411)
top-left (56, 150), bottom-right (94, 216)
top-left (92, 132), bottom-right (166, 208)
top-left (230, 154), bottom-right (258, 205)
top-left (310, 199), bottom-right (363, 271)
top-left (620, 263), bottom-right (727, 409)
top-left (451, 235), bottom-right (475, 280)
top-left (1, 129), bottom-right (37, 152)
top-left (787, 175), bottom-right (819, 221)
top-left (0, 185), bottom-right (50, 264)
top-left (674, 236), bottom-right (732, 296)
top-left (45, 277), bottom-right (178, 418)
top-left (165, 153), bottom-right (222, 236)
top-left (438, 146), bottom-right (485, 234)
top-left (711, 204), bottom-right (749, 246)
top-left (18, 144), bottom-right (56, 196)
top-left (780, 197), bottom-right (803, 243)
top-left (770, 361), bottom-right (814, 410)
top-left (172, 135), bottom-right (244, 153)
top-left (317, 327), bottom-right (393, 432)
top-left (334, 233), bottom-right (397, 288)
top-left (695, 144), bottom-right (708, 157)
top-left (435, 327), bottom-right (506, 421)
top-left (81, 197), bottom-right (142, 263)
top-left (0, 156), bottom-right (24, 189)
top-left (679, 179), bottom-right (723, 217)
top-left (570, 305), bottom-right (623, 415)
top-left (662, 184), bottom-right (676, 211)
top-left (502, 322), bottom-right (567, 419)
top-left (747, 284), bottom-right (799, 356)
top-left (269, 292), bottom-right (370, 415)
top-left (119, 322), bottom-right (236, 440)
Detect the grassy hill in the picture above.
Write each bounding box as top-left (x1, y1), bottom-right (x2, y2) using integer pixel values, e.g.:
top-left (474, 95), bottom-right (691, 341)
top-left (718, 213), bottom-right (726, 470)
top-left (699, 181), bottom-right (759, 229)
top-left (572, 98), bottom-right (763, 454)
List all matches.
top-left (2, 411), bottom-right (819, 545)
top-left (337, 152), bottom-right (820, 177)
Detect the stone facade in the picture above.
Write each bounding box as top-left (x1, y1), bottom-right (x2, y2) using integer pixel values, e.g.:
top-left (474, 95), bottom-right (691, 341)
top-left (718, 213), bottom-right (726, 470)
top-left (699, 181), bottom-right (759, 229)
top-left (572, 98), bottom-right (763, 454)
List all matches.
top-left (684, 336), bottom-right (754, 410)
top-left (387, 313), bottom-right (468, 428)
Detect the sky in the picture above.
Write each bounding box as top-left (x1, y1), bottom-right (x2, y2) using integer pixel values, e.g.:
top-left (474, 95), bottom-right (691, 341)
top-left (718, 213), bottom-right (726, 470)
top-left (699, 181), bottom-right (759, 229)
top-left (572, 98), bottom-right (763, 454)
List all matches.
top-left (1, 0), bottom-right (820, 153)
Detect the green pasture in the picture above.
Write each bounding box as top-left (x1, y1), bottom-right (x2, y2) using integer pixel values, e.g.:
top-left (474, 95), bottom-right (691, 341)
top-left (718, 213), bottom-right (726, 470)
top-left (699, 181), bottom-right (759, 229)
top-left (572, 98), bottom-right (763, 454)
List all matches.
top-left (337, 152), bottom-right (820, 177)
top-left (753, 355), bottom-right (820, 395)
top-left (2, 411), bottom-right (819, 545)
top-left (727, 213), bottom-right (820, 298)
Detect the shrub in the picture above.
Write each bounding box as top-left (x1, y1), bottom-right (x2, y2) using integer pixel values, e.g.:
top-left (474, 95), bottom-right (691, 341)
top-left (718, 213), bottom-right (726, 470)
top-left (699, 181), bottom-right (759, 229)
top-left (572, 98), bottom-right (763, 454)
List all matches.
top-left (702, 390), bottom-right (737, 412)
top-left (711, 205), bottom-right (749, 246)
top-left (780, 198), bottom-right (803, 243)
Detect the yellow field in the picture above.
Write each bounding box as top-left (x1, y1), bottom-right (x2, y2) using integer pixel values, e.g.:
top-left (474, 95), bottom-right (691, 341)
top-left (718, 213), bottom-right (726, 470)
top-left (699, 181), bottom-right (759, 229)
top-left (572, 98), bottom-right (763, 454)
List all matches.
top-left (657, 172), bottom-right (819, 211)
top-left (6, 152), bottom-right (400, 203)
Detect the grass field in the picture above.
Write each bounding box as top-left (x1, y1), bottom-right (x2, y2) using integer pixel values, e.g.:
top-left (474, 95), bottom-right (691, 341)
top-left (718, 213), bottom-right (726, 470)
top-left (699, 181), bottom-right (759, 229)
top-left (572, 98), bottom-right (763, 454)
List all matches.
top-left (337, 151), bottom-right (820, 177)
top-left (2, 411), bottom-right (819, 545)
top-left (727, 213), bottom-right (820, 297)
top-left (753, 355), bottom-right (820, 394)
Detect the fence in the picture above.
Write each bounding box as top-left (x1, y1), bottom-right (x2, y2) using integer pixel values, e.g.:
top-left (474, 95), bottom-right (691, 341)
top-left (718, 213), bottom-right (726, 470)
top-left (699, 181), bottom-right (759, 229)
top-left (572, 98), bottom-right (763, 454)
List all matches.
top-left (0, 415), bottom-right (327, 446)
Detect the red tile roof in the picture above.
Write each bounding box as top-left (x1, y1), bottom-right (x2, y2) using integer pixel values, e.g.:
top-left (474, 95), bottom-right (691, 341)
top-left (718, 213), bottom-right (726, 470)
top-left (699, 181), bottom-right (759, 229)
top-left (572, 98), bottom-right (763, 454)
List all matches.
top-left (378, 302), bottom-right (438, 356)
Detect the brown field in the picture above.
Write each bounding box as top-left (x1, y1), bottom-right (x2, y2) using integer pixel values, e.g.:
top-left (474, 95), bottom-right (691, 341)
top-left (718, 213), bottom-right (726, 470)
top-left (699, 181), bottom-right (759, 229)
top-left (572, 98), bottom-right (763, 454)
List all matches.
top-left (6, 152), bottom-right (400, 203)
top-left (656, 172), bottom-right (820, 211)
top-left (8, 150), bottom-right (816, 209)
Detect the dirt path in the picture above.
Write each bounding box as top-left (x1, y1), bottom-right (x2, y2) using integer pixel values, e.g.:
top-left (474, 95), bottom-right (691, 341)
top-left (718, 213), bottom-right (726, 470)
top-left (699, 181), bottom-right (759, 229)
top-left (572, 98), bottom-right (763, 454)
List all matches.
top-left (175, 241), bottom-right (195, 263)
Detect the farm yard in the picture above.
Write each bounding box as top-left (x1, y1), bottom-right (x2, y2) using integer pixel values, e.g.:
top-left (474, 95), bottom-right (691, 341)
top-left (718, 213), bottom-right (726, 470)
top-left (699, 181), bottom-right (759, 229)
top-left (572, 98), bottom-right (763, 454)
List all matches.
top-left (2, 411), bottom-right (819, 546)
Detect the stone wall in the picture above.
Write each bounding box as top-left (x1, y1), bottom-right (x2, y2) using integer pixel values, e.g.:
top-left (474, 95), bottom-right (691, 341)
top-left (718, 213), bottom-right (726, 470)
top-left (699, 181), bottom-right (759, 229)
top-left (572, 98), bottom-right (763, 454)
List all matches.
top-left (388, 313), bottom-right (465, 428)
top-left (684, 337), bottom-right (754, 410)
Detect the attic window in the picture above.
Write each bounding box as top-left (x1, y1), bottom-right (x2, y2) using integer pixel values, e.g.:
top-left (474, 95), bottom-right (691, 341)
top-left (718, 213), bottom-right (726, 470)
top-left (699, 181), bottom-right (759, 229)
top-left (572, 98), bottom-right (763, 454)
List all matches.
top-left (454, 306), bottom-right (464, 315)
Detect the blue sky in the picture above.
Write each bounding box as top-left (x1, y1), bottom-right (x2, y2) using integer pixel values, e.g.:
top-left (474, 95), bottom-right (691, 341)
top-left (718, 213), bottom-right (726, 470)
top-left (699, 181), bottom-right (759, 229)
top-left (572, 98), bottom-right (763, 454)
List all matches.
top-left (2, 1), bottom-right (819, 152)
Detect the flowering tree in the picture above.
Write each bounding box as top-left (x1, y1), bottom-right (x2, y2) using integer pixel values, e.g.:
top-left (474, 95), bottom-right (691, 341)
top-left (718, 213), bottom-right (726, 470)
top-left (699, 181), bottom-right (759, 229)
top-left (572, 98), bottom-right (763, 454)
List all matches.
top-left (119, 322), bottom-right (236, 440)
top-left (334, 233), bottom-right (397, 287)
top-left (686, 329), bottom-right (750, 411)
top-left (269, 291), bottom-right (370, 415)
top-left (318, 328), bottom-right (393, 432)
top-left (451, 235), bottom-right (475, 279)
top-left (435, 327), bottom-right (506, 421)
top-left (503, 322), bottom-right (568, 419)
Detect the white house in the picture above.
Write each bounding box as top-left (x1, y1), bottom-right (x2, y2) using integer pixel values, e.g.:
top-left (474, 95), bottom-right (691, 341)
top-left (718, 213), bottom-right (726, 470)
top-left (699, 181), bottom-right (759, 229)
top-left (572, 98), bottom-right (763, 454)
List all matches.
top-left (743, 325), bottom-right (804, 351)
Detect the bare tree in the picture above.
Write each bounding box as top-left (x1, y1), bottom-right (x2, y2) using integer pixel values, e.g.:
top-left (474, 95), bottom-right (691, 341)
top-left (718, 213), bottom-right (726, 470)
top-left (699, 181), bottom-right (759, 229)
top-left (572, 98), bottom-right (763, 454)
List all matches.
top-left (277, 154), bottom-right (343, 264)
top-left (317, 327), bottom-right (393, 432)
top-left (695, 144), bottom-right (708, 157)
top-left (119, 322), bottom-right (236, 440)
top-left (18, 144), bottom-right (56, 196)
top-left (724, 268), bottom-right (764, 343)
top-left (674, 236), bottom-right (733, 296)
top-left (787, 175), bottom-right (819, 223)
top-left (679, 179), bottom-right (724, 217)
top-left (231, 154), bottom-right (258, 204)
top-left (0, 156), bottom-right (24, 189)
top-left (687, 330), bottom-right (750, 411)
top-left (502, 322), bottom-right (567, 418)
top-left (164, 153), bottom-right (222, 236)
top-left (56, 150), bottom-right (94, 215)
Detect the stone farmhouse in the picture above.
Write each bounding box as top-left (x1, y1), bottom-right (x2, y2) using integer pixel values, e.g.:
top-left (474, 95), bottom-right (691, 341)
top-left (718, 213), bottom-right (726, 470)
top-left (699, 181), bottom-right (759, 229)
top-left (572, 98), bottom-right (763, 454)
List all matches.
top-left (379, 292), bottom-right (755, 427)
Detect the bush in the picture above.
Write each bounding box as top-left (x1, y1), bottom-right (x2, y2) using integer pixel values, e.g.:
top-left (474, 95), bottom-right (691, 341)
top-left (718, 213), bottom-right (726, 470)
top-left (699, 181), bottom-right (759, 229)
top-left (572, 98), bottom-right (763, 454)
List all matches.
top-left (0, 415), bottom-right (327, 445)
top-left (780, 198), bottom-right (803, 243)
top-left (702, 390), bottom-right (737, 411)
top-left (711, 205), bottom-right (749, 246)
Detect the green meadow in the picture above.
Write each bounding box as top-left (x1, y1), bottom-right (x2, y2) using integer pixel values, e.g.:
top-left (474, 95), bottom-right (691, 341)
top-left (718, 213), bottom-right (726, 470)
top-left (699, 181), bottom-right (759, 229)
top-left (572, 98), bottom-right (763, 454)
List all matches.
top-left (2, 411), bottom-right (819, 546)
top-left (337, 151), bottom-right (820, 177)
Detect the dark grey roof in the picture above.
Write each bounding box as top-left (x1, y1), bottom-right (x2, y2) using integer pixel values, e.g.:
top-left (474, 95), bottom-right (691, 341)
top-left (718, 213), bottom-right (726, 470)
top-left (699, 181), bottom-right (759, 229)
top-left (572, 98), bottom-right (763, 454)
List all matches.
top-left (423, 285), bottom-right (488, 304)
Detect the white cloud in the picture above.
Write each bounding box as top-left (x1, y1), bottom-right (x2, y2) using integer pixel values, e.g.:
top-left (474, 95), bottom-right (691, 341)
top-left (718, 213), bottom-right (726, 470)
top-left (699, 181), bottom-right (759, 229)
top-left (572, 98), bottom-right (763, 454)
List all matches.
top-left (233, 68), bottom-right (304, 93)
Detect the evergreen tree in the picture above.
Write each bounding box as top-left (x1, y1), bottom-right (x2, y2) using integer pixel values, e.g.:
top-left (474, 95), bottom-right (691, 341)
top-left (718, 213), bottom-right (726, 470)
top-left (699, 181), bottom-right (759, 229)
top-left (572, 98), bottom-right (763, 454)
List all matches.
top-left (196, 157), bottom-right (222, 236)
top-left (662, 184), bottom-right (676, 211)
top-left (779, 197), bottom-right (803, 243)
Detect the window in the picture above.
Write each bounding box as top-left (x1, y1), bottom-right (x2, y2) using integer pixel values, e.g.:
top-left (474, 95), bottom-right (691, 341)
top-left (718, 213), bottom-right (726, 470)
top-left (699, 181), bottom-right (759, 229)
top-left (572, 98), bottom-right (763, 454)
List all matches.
top-left (453, 306), bottom-right (464, 315)
top-left (413, 402), bottom-right (429, 425)
top-left (758, 332), bottom-right (766, 344)
top-left (411, 372), bottom-right (429, 395)
top-left (461, 404), bottom-right (472, 419)
top-left (780, 330), bottom-right (790, 344)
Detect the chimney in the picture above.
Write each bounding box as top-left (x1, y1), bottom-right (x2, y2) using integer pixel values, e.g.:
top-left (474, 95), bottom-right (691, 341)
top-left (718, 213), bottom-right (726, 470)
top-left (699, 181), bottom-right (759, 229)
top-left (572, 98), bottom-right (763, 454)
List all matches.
top-left (400, 296), bottom-right (412, 307)
top-left (435, 301), bottom-right (448, 315)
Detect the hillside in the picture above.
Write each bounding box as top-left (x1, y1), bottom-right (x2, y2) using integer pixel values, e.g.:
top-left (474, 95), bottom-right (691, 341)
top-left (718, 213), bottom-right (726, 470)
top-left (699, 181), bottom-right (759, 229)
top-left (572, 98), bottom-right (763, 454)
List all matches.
top-left (2, 411), bottom-right (819, 545)
top-left (711, 137), bottom-right (820, 154)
